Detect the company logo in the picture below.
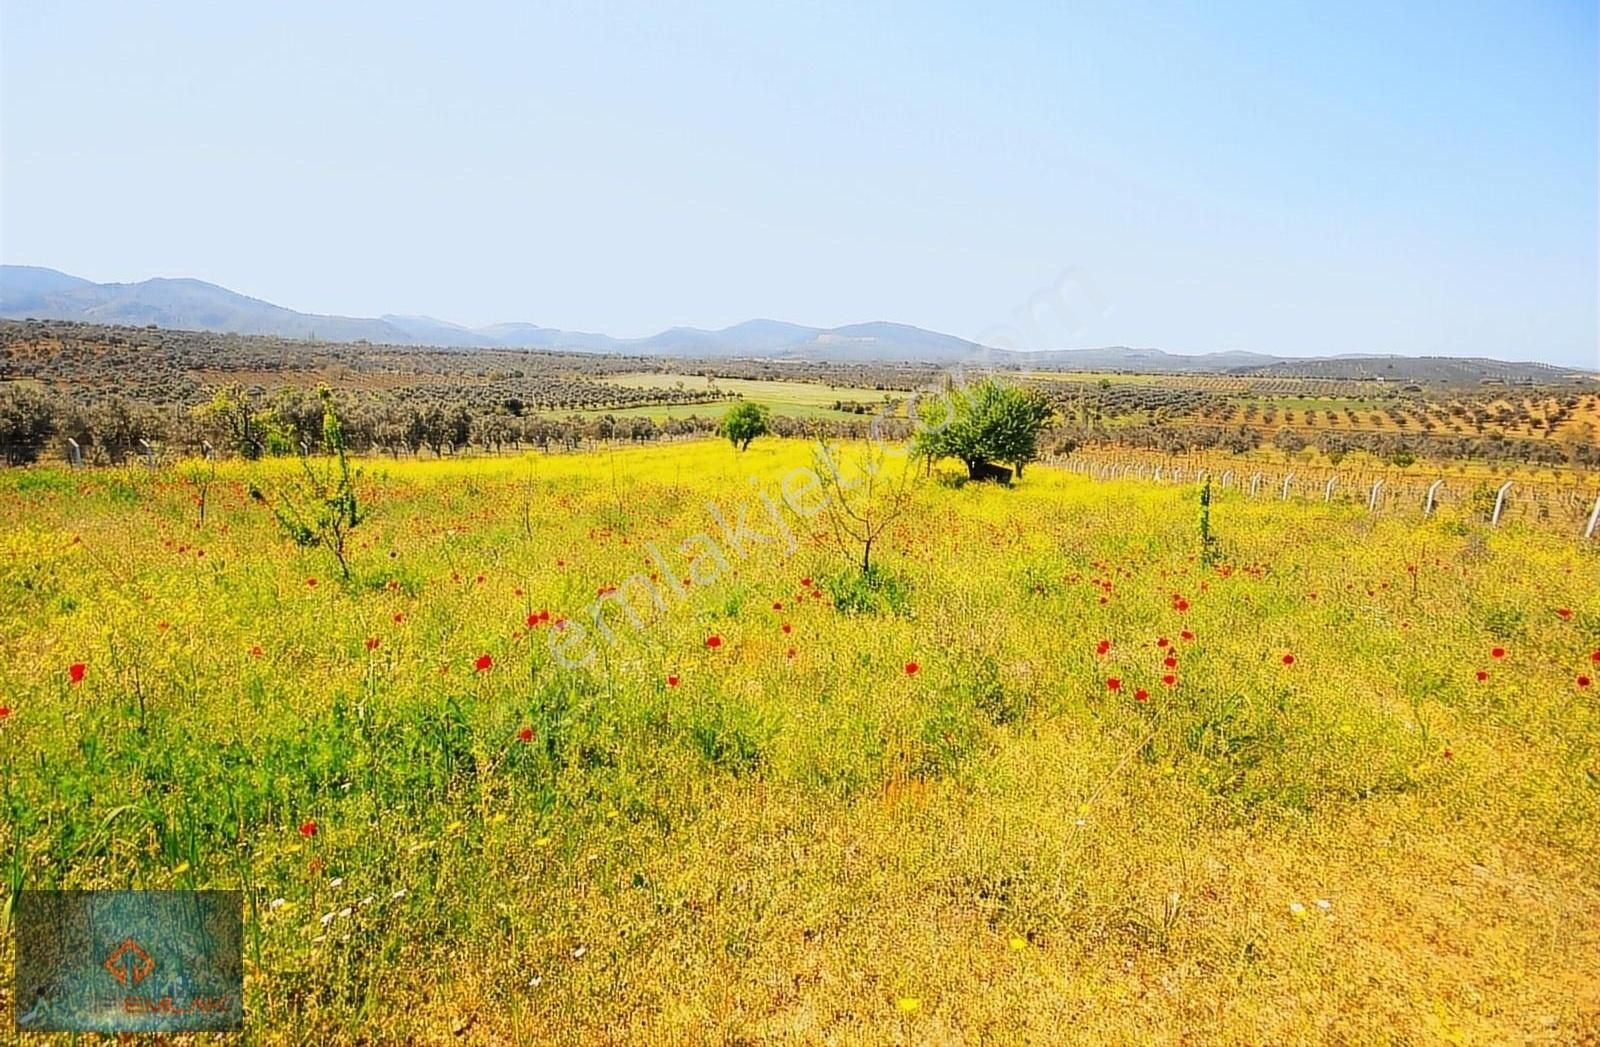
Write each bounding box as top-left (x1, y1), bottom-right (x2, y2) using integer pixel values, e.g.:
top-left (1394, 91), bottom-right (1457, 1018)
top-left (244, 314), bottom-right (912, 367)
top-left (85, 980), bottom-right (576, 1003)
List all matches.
top-left (15, 890), bottom-right (243, 1032)
top-left (103, 938), bottom-right (156, 987)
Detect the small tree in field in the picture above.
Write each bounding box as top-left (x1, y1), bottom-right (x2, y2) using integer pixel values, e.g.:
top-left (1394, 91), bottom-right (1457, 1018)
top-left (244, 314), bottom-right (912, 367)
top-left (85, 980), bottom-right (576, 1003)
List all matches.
top-left (814, 441), bottom-right (916, 576)
top-left (912, 378), bottom-right (1053, 480)
top-left (252, 388), bottom-right (365, 580)
top-left (720, 401), bottom-right (771, 451)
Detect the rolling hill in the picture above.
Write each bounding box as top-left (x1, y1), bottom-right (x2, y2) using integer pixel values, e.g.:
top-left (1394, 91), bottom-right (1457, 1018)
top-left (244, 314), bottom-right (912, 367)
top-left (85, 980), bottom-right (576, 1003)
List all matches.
top-left (1, 265), bottom-right (1589, 381)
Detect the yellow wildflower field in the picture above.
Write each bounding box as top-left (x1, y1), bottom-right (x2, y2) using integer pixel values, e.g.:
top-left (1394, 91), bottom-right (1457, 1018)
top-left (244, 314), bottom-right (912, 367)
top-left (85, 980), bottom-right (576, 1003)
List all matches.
top-left (1, 438), bottom-right (1596, 1044)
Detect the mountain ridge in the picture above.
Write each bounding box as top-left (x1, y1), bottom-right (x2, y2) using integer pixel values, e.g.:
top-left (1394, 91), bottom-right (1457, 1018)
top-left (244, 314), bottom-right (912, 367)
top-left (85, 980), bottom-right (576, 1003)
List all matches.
top-left (1, 265), bottom-right (1589, 380)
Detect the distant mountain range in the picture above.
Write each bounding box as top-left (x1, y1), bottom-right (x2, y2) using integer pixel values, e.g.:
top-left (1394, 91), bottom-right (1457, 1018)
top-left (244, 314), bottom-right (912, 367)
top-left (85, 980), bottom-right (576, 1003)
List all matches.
top-left (1, 265), bottom-right (1589, 382)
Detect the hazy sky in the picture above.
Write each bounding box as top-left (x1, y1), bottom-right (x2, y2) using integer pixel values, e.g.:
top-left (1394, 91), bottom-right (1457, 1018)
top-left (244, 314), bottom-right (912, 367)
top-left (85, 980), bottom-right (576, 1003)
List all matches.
top-left (2, 1), bottom-right (1595, 365)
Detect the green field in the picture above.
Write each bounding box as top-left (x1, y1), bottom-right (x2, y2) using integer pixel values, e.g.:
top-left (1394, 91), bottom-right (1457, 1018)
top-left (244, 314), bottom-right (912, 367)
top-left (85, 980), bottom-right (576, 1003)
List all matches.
top-left (579, 373), bottom-right (902, 421)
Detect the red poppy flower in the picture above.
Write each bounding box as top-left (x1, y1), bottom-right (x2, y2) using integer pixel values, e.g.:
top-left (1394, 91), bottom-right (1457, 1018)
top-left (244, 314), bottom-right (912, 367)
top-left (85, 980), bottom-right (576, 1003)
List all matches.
top-left (667, 674), bottom-right (680, 688)
top-left (1475, 670), bottom-right (1488, 682)
top-left (518, 726), bottom-right (534, 742)
top-left (905, 661), bottom-right (920, 676)
top-left (772, 602), bottom-right (783, 611)
top-left (786, 647), bottom-right (797, 659)
top-left (801, 577), bottom-right (813, 588)
top-left (365, 637), bottom-right (380, 651)
top-left (474, 653), bottom-right (494, 672)
top-left (1161, 674), bottom-right (1177, 686)
top-left (1156, 637), bottom-right (1169, 648)
top-left (0, 706), bottom-right (10, 720)
top-left (1579, 675), bottom-right (1593, 689)
top-left (525, 613), bottom-right (541, 628)
top-left (1180, 630), bottom-right (1195, 642)
top-left (1134, 689), bottom-right (1149, 702)
top-left (1490, 647), bottom-right (1505, 660)
top-left (1281, 653), bottom-right (1295, 666)
top-left (306, 577), bottom-right (318, 588)
top-left (68, 663), bottom-right (86, 684)
top-left (1106, 677), bottom-right (1122, 692)
top-left (299, 820), bottom-right (318, 838)
top-left (1592, 650), bottom-right (1600, 663)
top-left (157, 620), bottom-right (169, 631)
top-left (393, 613), bottom-right (405, 624)
top-left (1556, 608), bottom-right (1573, 620)
top-left (705, 635), bottom-right (722, 649)
top-left (1175, 599), bottom-right (1190, 612)
top-left (249, 644), bottom-right (264, 658)
top-left (1163, 656), bottom-right (1177, 669)
top-left (1443, 748), bottom-right (1454, 760)
top-left (781, 622), bottom-right (792, 634)
top-left (1095, 639), bottom-right (1111, 656)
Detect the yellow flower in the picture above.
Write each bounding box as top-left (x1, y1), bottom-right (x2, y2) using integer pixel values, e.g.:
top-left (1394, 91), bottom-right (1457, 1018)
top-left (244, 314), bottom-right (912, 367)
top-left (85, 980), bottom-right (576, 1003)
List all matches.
top-left (895, 997), bottom-right (922, 1014)
top-left (1008, 936), bottom-right (1028, 951)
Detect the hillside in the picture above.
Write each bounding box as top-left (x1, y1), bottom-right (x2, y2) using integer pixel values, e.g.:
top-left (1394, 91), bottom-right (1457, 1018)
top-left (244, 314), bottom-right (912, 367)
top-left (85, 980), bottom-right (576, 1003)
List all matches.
top-left (1, 266), bottom-right (1590, 382)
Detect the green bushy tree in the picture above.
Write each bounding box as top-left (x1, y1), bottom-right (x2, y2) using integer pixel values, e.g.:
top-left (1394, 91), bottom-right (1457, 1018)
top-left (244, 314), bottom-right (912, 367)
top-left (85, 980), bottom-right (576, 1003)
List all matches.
top-left (911, 378), bottom-right (1053, 480)
top-left (720, 401), bottom-right (771, 451)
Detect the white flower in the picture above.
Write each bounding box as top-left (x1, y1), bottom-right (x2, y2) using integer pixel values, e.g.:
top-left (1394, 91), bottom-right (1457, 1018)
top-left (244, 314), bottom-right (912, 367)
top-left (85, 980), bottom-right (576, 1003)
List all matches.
top-left (571, 945), bottom-right (587, 960)
top-left (360, 895), bottom-right (375, 907)
top-left (320, 911), bottom-right (336, 926)
top-left (268, 897), bottom-right (287, 911)
top-left (392, 889), bottom-right (407, 900)
top-left (337, 906), bottom-right (353, 919)
top-left (1315, 898), bottom-right (1332, 911)
top-left (1288, 901), bottom-right (1307, 918)
top-left (328, 877), bottom-right (344, 889)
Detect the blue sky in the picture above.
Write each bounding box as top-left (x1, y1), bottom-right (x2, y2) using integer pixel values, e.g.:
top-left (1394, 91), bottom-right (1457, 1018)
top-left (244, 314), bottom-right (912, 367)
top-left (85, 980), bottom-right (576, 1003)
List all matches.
top-left (1, 1), bottom-right (1595, 365)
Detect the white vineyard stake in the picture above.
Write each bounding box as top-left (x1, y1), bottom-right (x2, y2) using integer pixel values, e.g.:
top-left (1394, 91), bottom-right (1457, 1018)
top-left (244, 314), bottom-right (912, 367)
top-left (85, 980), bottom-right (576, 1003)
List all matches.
top-left (1491, 481), bottom-right (1513, 527)
top-left (1368, 479), bottom-right (1384, 512)
top-left (1324, 477), bottom-right (1337, 502)
top-left (67, 438), bottom-right (82, 468)
top-left (139, 439), bottom-right (156, 468)
top-left (1249, 473), bottom-right (1262, 497)
top-left (1585, 493), bottom-right (1600, 540)
top-left (1424, 479), bottom-right (1444, 517)
top-left (1281, 473), bottom-right (1295, 500)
